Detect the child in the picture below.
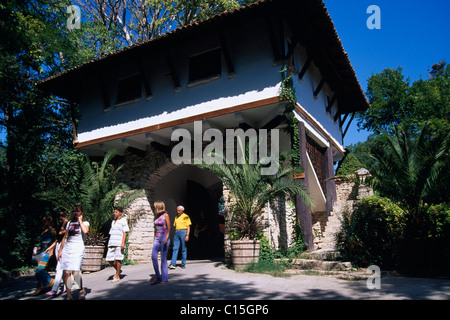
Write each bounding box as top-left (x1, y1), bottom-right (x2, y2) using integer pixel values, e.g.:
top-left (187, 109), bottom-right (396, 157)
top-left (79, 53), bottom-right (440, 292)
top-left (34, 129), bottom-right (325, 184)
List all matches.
top-left (106, 206), bottom-right (129, 282)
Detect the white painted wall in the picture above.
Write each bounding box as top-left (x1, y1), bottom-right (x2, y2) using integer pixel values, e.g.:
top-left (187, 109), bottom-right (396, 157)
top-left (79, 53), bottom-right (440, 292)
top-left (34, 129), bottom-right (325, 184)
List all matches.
top-left (76, 18), bottom-right (344, 149)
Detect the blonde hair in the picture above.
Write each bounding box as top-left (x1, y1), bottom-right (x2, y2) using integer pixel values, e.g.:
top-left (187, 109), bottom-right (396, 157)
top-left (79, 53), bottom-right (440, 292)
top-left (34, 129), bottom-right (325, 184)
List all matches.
top-left (154, 201), bottom-right (166, 215)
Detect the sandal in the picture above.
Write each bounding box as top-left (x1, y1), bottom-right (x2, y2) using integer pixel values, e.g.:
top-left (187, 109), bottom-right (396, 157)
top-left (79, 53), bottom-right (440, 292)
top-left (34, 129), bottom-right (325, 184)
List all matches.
top-left (79, 289), bottom-right (86, 300)
top-left (45, 290), bottom-right (57, 296)
top-left (31, 289), bottom-right (42, 296)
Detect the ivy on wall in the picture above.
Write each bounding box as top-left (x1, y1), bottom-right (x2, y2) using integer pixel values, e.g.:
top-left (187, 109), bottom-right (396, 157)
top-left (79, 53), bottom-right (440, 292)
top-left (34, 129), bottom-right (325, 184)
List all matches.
top-left (279, 65), bottom-right (301, 168)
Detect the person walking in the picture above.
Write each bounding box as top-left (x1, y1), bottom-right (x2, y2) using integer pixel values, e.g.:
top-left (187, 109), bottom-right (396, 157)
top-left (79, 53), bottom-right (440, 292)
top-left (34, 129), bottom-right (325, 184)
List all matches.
top-left (169, 206), bottom-right (191, 269)
top-left (32, 215), bottom-right (56, 296)
top-left (105, 206), bottom-right (129, 283)
top-left (151, 201), bottom-right (171, 285)
top-left (45, 211), bottom-right (68, 296)
top-left (57, 205), bottom-right (89, 300)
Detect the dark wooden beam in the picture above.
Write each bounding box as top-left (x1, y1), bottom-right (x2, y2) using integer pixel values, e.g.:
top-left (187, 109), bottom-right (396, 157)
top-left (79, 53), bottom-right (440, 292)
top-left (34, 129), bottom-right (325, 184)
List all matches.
top-left (333, 109), bottom-right (341, 122)
top-left (96, 70), bottom-right (110, 112)
top-left (217, 31), bottom-right (235, 78)
top-left (265, 15), bottom-right (284, 64)
top-left (314, 77), bottom-right (326, 98)
top-left (165, 48), bottom-right (181, 92)
top-left (343, 113), bottom-right (355, 139)
top-left (261, 114), bottom-right (283, 130)
top-left (326, 94), bottom-right (337, 113)
top-left (285, 36), bottom-right (298, 61)
top-left (138, 60), bottom-right (152, 100)
top-left (340, 113), bottom-right (349, 129)
top-left (298, 56), bottom-right (312, 82)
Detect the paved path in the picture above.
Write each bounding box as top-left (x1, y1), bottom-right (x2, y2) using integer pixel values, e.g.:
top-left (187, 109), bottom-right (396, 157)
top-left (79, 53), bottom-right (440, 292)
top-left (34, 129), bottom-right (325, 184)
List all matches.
top-left (1, 259), bottom-right (449, 301)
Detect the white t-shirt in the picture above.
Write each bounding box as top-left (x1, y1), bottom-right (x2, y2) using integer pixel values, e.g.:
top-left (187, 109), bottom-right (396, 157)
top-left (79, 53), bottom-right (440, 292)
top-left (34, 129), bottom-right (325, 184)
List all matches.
top-left (108, 217), bottom-right (130, 247)
top-left (66, 221), bottom-right (90, 244)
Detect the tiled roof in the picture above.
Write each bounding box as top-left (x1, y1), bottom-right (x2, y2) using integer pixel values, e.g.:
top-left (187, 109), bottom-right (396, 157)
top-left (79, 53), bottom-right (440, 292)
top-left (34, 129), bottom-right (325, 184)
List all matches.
top-left (37, 0), bottom-right (369, 113)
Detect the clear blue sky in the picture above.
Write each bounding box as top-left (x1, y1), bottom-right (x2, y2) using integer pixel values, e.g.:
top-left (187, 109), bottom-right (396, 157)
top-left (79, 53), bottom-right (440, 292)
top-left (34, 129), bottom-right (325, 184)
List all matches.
top-left (323, 0), bottom-right (450, 146)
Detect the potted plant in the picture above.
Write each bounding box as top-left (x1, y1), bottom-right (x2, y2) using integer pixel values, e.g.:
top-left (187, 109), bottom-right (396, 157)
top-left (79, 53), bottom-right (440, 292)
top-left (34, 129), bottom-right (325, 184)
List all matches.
top-left (37, 150), bottom-right (138, 272)
top-left (78, 150), bottom-right (144, 272)
top-left (197, 137), bottom-right (311, 269)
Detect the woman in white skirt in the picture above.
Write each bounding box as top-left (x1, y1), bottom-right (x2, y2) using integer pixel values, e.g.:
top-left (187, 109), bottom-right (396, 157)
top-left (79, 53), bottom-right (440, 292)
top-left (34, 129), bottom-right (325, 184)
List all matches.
top-left (57, 205), bottom-right (89, 300)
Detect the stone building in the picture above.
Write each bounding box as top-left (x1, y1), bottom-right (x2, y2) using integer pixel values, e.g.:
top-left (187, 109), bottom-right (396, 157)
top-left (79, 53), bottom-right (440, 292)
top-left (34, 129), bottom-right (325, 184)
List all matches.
top-left (38, 0), bottom-right (369, 262)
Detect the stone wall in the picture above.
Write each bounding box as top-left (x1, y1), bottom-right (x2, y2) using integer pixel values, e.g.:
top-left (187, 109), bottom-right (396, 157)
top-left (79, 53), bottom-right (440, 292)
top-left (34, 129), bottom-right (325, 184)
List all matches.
top-left (265, 198), bottom-right (297, 252)
top-left (114, 147), bottom-right (377, 262)
top-left (222, 183), bottom-right (298, 260)
top-left (124, 196), bottom-right (154, 262)
top-left (114, 146), bottom-right (171, 263)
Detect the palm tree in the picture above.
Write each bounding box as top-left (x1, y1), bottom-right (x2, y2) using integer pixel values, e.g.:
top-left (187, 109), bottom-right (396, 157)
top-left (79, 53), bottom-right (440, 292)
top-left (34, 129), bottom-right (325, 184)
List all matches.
top-left (37, 150), bottom-right (141, 243)
top-left (79, 150), bottom-right (128, 235)
top-left (196, 137), bottom-right (312, 240)
top-left (370, 122), bottom-right (449, 237)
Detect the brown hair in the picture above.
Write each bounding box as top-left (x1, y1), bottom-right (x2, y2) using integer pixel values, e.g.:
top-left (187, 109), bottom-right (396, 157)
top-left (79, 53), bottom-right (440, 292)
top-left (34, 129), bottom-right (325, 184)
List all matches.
top-left (71, 205), bottom-right (85, 221)
top-left (154, 201), bottom-right (166, 215)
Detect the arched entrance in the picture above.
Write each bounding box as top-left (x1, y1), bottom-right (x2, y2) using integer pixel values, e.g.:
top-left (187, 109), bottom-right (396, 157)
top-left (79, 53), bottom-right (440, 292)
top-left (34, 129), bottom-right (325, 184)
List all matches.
top-left (146, 163), bottom-right (224, 260)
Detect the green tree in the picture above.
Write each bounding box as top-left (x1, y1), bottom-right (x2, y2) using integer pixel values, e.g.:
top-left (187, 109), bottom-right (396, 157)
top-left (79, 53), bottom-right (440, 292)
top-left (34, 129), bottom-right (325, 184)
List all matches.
top-left (0, 0), bottom-right (77, 269)
top-left (336, 152), bottom-right (363, 176)
top-left (356, 62), bottom-right (449, 137)
top-left (370, 123), bottom-right (449, 237)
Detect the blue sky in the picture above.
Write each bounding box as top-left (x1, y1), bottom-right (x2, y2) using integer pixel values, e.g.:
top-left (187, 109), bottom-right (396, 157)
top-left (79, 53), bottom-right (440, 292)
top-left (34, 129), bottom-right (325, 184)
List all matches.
top-left (323, 0), bottom-right (450, 146)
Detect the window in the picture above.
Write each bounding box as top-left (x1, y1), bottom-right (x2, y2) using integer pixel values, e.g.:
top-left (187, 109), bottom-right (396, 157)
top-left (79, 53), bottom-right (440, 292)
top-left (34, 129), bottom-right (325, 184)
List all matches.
top-left (116, 74), bottom-right (142, 105)
top-left (188, 48), bottom-right (221, 84)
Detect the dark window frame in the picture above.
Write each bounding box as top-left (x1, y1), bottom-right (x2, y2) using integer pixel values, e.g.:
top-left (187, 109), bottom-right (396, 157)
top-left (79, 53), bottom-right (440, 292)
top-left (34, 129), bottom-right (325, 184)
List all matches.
top-left (188, 48), bottom-right (222, 86)
top-left (116, 73), bottom-right (142, 106)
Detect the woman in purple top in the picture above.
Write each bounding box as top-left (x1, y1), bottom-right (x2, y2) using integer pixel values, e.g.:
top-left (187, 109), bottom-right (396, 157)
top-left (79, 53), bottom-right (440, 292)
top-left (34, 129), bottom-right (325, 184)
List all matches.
top-left (151, 201), bottom-right (171, 285)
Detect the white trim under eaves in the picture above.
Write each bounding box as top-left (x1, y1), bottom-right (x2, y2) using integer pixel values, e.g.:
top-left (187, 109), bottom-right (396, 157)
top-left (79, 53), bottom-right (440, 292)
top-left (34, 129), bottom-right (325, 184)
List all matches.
top-left (293, 105), bottom-right (345, 155)
top-left (77, 84), bottom-right (281, 144)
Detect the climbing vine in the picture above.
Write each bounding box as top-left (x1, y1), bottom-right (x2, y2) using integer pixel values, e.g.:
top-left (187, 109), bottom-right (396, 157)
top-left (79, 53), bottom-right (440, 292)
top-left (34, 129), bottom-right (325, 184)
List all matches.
top-left (279, 65), bottom-right (301, 168)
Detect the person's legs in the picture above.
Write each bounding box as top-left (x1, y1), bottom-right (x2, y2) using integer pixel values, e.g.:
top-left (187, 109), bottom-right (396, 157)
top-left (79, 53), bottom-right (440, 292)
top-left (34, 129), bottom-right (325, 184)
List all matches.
top-left (34, 253), bottom-right (54, 295)
top-left (114, 260), bottom-right (122, 279)
top-left (179, 229), bottom-right (187, 267)
top-left (51, 261), bottom-right (63, 292)
top-left (160, 238), bottom-right (170, 282)
top-left (72, 271), bottom-right (85, 300)
top-left (170, 230), bottom-right (181, 267)
top-left (63, 270), bottom-right (73, 299)
top-left (152, 239), bottom-right (162, 279)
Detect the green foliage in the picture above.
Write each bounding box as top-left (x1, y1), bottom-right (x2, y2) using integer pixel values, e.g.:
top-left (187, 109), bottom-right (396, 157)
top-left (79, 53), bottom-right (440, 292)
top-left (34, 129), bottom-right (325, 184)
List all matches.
top-left (0, 0), bottom-right (261, 271)
top-left (197, 137), bottom-right (311, 240)
top-left (79, 150), bottom-right (125, 234)
top-left (336, 195), bottom-right (406, 269)
top-left (285, 219), bottom-right (306, 258)
top-left (279, 65), bottom-right (301, 168)
top-left (336, 152), bottom-right (363, 176)
top-left (243, 259), bottom-right (289, 277)
top-left (426, 203), bottom-right (450, 239)
top-left (369, 123), bottom-right (449, 237)
top-left (357, 62), bottom-right (449, 137)
top-left (258, 236), bottom-right (274, 262)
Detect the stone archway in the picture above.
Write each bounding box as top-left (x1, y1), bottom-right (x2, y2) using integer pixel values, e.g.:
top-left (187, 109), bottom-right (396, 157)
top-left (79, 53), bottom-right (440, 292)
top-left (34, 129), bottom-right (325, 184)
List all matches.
top-left (144, 162), bottom-right (224, 260)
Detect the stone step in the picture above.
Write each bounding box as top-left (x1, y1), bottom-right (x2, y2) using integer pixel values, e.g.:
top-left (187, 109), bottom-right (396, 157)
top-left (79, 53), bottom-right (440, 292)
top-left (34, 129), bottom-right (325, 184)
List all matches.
top-left (275, 258), bottom-right (352, 272)
top-left (310, 249), bottom-right (341, 261)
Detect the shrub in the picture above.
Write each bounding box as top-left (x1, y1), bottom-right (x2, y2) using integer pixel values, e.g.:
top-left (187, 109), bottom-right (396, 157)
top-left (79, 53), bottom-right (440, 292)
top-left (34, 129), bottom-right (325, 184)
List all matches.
top-left (336, 152), bottom-right (363, 176)
top-left (336, 195), bottom-right (406, 269)
top-left (426, 203), bottom-right (450, 238)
